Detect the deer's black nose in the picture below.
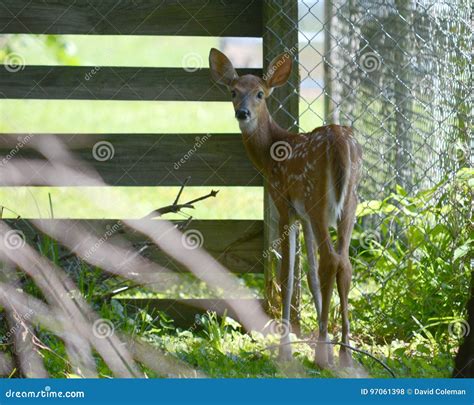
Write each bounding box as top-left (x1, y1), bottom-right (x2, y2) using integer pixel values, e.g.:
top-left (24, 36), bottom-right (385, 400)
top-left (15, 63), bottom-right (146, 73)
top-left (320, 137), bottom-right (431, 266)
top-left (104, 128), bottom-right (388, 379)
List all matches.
top-left (235, 109), bottom-right (250, 120)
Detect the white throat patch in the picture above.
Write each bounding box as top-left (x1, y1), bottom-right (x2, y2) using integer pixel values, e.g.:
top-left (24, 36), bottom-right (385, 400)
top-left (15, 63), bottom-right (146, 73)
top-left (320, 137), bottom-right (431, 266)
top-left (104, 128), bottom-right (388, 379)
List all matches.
top-left (238, 118), bottom-right (258, 134)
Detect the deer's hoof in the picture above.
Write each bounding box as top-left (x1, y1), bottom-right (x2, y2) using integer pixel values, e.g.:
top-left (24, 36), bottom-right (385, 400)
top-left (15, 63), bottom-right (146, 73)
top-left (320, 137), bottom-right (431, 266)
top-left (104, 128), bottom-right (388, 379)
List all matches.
top-left (278, 345), bottom-right (293, 362)
top-left (339, 349), bottom-right (353, 368)
top-left (315, 342), bottom-right (336, 369)
top-left (315, 345), bottom-right (329, 369)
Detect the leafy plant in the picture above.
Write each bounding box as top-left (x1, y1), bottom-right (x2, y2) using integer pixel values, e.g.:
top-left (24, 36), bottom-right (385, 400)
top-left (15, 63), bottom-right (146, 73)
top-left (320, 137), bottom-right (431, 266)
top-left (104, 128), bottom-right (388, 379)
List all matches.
top-left (350, 169), bottom-right (472, 347)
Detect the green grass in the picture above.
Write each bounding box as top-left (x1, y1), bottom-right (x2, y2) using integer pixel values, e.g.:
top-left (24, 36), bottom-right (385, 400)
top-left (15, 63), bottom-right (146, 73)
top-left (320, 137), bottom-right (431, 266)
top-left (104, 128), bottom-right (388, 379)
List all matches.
top-left (0, 186), bottom-right (263, 220)
top-left (3, 173), bottom-right (469, 378)
top-left (32, 283), bottom-right (456, 378)
top-left (3, 35), bottom-right (223, 67)
top-left (0, 100), bottom-right (240, 134)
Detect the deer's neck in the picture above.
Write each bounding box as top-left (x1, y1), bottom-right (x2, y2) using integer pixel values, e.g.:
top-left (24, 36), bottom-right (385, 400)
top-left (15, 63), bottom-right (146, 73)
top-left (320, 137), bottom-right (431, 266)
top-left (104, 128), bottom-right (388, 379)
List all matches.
top-left (239, 106), bottom-right (289, 177)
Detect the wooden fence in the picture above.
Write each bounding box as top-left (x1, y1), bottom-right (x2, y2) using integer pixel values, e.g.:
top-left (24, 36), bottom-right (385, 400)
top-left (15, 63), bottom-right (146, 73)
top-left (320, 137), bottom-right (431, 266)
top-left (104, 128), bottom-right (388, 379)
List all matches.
top-left (0, 0), bottom-right (299, 327)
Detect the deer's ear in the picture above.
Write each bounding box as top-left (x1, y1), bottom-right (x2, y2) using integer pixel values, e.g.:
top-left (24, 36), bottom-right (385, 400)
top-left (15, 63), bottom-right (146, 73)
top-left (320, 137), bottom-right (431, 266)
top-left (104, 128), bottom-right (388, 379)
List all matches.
top-left (265, 53), bottom-right (292, 89)
top-left (209, 48), bottom-right (238, 87)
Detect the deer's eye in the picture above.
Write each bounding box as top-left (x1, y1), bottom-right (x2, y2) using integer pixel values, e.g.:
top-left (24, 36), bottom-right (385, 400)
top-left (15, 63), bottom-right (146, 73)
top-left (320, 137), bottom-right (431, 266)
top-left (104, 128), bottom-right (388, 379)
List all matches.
top-left (257, 91), bottom-right (264, 99)
top-left (231, 90), bottom-right (236, 98)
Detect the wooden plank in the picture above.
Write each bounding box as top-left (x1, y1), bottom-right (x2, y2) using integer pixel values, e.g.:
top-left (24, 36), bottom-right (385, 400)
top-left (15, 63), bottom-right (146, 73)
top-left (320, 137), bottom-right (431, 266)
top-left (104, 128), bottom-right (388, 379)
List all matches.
top-left (116, 298), bottom-right (266, 330)
top-left (262, 1), bottom-right (300, 326)
top-left (0, 134), bottom-right (262, 187)
top-left (0, 0), bottom-right (262, 37)
top-left (0, 67), bottom-right (262, 101)
top-left (4, 219), bottom-right (264, 275)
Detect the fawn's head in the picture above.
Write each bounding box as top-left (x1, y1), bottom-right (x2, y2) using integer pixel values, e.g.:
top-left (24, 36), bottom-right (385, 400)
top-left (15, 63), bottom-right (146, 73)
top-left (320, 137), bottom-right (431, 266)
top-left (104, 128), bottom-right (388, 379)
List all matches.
top-left (209, 48), bottom-right (292, 131)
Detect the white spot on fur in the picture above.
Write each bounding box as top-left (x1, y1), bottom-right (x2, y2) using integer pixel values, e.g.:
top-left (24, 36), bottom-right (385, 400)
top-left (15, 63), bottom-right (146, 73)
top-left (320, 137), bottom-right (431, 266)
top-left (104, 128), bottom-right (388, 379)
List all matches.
top-left (326, 153), bottom-right (350, 227)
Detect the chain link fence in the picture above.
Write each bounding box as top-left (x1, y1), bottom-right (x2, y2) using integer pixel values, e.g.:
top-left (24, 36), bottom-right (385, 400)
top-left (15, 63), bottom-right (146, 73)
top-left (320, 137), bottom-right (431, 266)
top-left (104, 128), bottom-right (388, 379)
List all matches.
top-left (285, 0), bottom-right (472, 353)
top-left (298, 0), bottom-right (471, 195)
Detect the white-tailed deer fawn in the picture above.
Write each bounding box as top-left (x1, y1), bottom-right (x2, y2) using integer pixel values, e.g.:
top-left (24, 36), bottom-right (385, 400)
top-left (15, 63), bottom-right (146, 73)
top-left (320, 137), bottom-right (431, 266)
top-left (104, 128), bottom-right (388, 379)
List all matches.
top-left (209, 48), bottom-right (362, 368)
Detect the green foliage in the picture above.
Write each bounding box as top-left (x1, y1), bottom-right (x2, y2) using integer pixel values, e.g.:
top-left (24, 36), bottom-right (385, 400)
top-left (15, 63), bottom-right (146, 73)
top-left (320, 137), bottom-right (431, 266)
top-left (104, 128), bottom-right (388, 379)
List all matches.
top-left (350, 168), bottom-right (472, 351)
top-left (0, 34), bottom-right (80, 65)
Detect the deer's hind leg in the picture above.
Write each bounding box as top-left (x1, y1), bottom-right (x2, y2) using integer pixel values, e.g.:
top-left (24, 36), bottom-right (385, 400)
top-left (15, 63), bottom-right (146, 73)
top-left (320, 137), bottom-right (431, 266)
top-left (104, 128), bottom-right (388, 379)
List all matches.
top-left (302, 219), bottom-right (322, 321)
top-left (335, 191), bottom-right (357, 367)
top-left (308, 210), bottom-right (339, 368)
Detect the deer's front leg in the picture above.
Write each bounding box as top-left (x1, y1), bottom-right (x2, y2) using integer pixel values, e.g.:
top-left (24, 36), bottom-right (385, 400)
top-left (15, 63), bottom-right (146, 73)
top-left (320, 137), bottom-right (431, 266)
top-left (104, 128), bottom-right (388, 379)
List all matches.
top-left (278, 213), bottom-right (297, 361)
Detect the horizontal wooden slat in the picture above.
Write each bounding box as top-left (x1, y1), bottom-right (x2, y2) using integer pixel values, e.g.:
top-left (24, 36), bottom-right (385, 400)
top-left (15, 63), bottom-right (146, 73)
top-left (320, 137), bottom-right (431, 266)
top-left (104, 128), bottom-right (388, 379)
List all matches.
top-left (0, 0), bottom-right (262, 37)
top-left (0, 66), bottom-right (262, 101)
top-left (116, 298), bottom-right (266, 330)
top-left (0, 133), bottom-right (262, 186)
top-left (4, 219), bottom-right (264, 274)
